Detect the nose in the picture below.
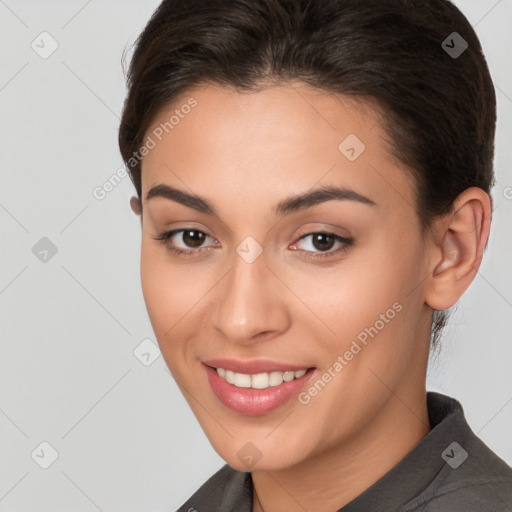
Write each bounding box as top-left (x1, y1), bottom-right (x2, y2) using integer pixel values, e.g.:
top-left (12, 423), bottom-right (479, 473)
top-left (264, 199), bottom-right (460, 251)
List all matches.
top-left (211, 248), bottom-right (291, 346)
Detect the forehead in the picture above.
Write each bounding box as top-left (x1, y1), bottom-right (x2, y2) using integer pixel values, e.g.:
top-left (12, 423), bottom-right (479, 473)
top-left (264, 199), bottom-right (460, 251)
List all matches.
top-left (140, 82), bottom-right (416, 217)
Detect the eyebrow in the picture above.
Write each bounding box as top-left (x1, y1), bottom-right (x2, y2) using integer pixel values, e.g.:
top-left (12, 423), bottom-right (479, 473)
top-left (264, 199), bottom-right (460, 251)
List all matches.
top-left (146, 183), bottom-right (377, 217)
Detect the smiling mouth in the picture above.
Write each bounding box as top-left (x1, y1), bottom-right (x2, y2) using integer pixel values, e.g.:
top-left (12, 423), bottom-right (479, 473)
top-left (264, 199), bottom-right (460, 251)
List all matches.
top-left (213, 367), bottom-right (312, 389)
top-left (203, 363), bottom-right (316, 415)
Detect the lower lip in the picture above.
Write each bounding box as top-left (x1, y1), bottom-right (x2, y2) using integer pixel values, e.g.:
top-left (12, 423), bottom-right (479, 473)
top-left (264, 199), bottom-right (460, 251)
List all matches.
top-left (204, 364), bottom-right (315, 416)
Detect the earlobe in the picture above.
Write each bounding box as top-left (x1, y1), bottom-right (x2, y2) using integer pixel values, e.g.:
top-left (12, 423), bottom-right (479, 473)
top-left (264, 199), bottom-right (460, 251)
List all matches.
top-left (425, 187), bottom-right (491, 311)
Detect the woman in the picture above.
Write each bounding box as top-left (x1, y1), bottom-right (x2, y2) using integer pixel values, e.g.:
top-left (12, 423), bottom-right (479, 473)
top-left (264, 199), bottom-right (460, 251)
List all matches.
top-left (118, 0), bottom-right (512, 510)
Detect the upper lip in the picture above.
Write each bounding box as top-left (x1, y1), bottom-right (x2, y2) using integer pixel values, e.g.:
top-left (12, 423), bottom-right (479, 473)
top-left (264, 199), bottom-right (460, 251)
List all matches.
top-left (202, 358), bottom-right (313, 374)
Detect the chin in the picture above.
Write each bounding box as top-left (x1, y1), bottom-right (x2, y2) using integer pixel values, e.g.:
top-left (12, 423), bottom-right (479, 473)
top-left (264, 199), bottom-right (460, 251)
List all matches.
top-left (212, 437), bottom-right (308, 473)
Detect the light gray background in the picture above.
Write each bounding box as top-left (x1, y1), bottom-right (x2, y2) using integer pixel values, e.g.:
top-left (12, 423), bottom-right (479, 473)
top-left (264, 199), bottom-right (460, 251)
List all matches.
top-left (0, 1), bottom-right (511, 511)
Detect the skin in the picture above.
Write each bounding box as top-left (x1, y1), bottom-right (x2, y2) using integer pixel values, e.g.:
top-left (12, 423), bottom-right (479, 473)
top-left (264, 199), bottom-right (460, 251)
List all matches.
top-left (130, 82), bottom-right (491, 511)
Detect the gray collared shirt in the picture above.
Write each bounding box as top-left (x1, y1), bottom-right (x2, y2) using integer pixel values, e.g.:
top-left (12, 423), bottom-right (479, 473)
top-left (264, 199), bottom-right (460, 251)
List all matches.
top-left (176, 392), bottom-right (512, 511)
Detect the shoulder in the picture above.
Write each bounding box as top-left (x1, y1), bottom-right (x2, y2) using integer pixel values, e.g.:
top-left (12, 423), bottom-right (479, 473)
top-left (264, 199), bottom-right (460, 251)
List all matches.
top-left (401, 430), bottom-right (512, 512)
top-left (175, 464), bottom-right (252, 512)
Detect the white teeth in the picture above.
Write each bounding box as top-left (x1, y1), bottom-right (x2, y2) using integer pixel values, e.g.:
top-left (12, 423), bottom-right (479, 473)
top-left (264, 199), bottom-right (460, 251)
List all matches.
top-left (283, 371), bottom-right (295, 382)
top-left (233, 373), bottom-right (252, 388)
top-left (269, 371), bottom-right (284, 387)
top-left (216, 367), bottom-right (308, 389)
top-left (225, 370), bottom-right (235, 384)
top-left (251, 373), bottom-right (269, 389)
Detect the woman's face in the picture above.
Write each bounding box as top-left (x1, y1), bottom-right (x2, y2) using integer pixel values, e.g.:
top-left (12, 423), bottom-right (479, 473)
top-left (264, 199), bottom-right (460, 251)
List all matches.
top-left (138, 82), bottom-right (434, 471)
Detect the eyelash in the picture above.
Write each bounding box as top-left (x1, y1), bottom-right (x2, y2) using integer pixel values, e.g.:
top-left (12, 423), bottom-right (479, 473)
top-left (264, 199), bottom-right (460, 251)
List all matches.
top-left (152, 229), bottom-right (353, 260)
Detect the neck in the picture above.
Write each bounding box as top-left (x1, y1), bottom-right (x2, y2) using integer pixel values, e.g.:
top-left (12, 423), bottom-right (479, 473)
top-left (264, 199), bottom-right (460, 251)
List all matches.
top-left (252, 387), bottom-right (431, 512)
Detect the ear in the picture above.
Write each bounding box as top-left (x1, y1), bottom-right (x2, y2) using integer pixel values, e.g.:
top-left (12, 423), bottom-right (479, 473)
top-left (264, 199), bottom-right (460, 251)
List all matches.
top-left (424, 187), bottom-right (491, 311)
top-left (130, 195), bottom-right (142, 216)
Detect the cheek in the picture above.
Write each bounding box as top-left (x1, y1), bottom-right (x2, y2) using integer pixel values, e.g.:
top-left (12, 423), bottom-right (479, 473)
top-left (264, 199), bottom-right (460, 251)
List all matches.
top-left (282, 247), bottom-right (423, 436)
top-left (289, 246), bottom-right (414, 335)
top-left (139, 242), bottom-right (219, 372)
top-left (141, 247), bottom-right (168, 324)
top-left (286, 235), bottom-right (424, 387)
top-left (140, 245), bottom-right (193, 349)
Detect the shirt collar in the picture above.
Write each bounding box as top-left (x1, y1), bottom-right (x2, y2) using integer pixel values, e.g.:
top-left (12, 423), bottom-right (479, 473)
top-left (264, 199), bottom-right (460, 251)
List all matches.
top-left (338, 392), bottom-right (468, 511)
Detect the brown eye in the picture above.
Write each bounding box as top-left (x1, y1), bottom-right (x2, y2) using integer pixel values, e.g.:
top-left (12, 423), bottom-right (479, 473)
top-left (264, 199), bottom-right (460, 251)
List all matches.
top-left (290, 231), bottom-right (353, 260)
top-left (310, 233), bottom-right (336, 252)
top-left (153, 228), bottom-right (216, 256)
top-left (181, 230), bottom-right (206, 248)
